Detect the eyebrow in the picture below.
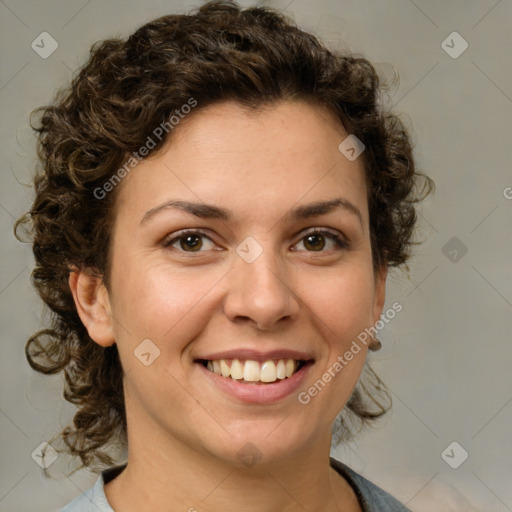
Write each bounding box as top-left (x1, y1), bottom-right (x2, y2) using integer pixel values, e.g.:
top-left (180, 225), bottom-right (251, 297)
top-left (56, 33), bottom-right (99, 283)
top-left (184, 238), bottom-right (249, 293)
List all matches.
top-left (140, 197), bottom-right (363, 227)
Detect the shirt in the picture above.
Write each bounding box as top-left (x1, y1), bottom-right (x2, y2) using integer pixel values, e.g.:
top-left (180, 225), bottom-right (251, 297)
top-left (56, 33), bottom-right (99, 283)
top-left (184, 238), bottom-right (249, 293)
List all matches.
top-left (59, 457), bottom-right (412, 511)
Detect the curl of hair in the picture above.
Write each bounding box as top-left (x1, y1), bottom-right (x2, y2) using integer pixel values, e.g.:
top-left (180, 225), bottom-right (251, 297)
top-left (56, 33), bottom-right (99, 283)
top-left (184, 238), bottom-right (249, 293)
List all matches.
top-left (15, 0), bottom-right (434, 472)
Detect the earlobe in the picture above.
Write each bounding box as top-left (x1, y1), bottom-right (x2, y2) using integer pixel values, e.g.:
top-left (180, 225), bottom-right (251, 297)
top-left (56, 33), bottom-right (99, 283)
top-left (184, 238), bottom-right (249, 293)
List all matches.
top-left (68, 270), bottom-right (116, 347)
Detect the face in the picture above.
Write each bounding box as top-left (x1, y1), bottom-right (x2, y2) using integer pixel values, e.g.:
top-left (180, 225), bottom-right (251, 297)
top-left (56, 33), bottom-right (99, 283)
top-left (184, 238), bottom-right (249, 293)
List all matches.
top-left (81, 100), bottom-right (386, 468)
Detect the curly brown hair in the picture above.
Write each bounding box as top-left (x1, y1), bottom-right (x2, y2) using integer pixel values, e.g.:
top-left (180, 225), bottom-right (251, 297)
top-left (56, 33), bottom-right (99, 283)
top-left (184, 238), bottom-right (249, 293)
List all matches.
top-left (16, 0), bottom-right (433, 474)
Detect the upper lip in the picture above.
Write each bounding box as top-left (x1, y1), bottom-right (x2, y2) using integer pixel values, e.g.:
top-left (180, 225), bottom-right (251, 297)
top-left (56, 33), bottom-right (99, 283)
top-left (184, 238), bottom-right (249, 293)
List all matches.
top-left (195, 349), bottom-right (315, 362)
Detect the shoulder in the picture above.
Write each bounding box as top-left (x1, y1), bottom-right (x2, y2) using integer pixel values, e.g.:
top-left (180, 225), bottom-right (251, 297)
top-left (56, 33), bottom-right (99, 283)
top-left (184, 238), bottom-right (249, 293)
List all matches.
top-left (59, 464), bottom-right (126, 512)
top-left (59, 475), bottom-right (107, 512)
top-left (330, 457), bottom-right (412, 512)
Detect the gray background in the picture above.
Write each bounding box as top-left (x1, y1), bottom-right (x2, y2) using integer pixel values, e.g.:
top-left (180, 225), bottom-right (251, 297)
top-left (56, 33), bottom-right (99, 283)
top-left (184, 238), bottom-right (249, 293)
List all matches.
top-left (1, 0), bottom-right (511, 511)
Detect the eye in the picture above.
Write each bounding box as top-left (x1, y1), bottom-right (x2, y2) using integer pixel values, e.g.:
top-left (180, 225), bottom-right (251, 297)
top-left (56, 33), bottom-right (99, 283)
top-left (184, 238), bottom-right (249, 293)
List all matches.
top-left (162, 228), bottom-right (349, 255)
top-left (293, 229), bottom-right (349, 252)
top-left (163, 229), bottom-right (216, 253)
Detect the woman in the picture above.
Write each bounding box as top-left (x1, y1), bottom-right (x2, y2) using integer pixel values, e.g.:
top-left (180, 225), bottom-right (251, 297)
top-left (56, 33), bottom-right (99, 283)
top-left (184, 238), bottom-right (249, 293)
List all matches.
top-left (18, 1), bottom-right (433, 510)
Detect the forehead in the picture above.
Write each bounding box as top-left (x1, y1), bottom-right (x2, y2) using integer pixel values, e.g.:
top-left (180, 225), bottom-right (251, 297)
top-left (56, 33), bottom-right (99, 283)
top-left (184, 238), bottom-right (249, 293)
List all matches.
top-left (113, 99), bottom-right (369, 228)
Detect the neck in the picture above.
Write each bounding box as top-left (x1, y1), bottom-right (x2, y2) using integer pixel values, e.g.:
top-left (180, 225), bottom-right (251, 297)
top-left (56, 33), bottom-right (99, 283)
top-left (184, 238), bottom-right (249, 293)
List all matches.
top-left (104, 419), bottom-right (361, 512)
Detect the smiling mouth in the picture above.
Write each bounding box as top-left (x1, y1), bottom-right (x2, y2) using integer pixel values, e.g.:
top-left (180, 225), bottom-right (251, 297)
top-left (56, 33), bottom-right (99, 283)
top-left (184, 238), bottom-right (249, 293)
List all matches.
top-left (197, 358), bottom-right (311, 384)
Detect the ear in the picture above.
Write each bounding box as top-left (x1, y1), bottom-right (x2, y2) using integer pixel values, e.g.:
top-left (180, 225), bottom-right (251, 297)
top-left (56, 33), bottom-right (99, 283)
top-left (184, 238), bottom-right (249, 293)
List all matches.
top-left (68, 269), bottom-right (115, 347)
top-left (372, 264), bottom-right (387, 325)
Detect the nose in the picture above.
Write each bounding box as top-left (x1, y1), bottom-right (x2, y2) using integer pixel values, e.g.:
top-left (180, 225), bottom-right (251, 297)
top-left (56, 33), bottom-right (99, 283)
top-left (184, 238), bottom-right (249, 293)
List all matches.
top-left (223, 245), bottom-right (300, 331)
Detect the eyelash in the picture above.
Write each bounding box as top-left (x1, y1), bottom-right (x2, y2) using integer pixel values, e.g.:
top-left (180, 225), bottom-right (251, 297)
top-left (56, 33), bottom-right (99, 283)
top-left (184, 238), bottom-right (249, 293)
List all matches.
top-left (162, 228), bottom-right (349, 254)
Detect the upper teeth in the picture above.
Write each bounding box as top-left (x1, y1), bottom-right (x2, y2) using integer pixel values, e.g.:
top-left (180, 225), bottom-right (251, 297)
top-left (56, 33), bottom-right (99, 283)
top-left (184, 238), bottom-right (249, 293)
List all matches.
top-left (206, 358), bottom-right (299, 382)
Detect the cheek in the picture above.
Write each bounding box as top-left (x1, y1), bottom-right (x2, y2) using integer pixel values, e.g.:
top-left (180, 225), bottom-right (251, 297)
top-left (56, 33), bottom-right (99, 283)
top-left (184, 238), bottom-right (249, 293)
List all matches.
top-left (109, 258), bottom-right (225, 350)
top-left (307, 263), bottom-right (376, 341)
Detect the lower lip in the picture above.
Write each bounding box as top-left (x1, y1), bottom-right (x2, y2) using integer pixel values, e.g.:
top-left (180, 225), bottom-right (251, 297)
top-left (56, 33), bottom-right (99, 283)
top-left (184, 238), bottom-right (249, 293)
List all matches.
top-left (196, 361), bottom-right (313, 404)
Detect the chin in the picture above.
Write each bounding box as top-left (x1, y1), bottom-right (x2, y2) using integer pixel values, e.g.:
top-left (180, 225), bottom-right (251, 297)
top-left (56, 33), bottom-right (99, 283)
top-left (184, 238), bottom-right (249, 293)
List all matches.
top-left (202, 420), bottom-right (316, 470)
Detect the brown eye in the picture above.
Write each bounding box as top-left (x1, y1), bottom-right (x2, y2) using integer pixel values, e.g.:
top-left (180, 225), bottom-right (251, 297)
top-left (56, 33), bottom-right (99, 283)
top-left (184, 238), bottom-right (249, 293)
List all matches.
top-left (294, 229), bottom-right (348, 252)
top-left (303, 233), bottom-right (326, 251)
top-left (178, 234), bottom-right (203, 252)
top-left (163, 230), bottom-right (215, 253)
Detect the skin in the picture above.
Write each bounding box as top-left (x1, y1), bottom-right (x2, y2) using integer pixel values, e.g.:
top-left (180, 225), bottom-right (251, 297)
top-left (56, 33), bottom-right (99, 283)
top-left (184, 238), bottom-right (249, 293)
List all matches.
top-left (70, 99), bottom-right (387, 512)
